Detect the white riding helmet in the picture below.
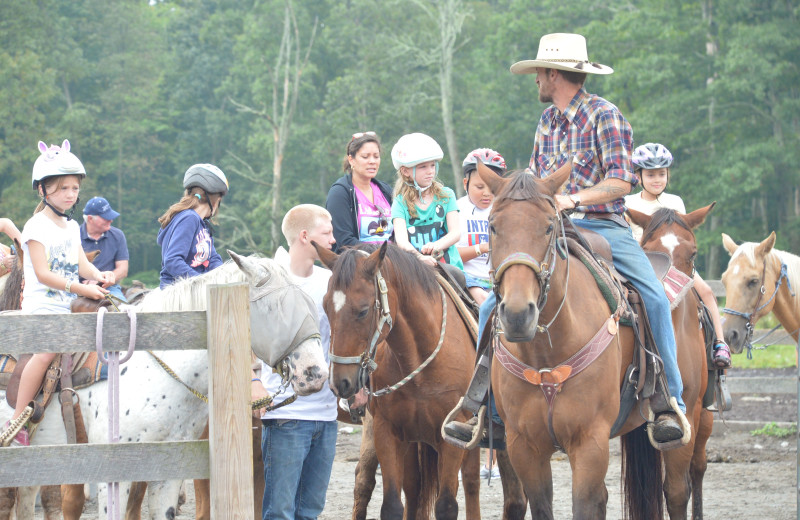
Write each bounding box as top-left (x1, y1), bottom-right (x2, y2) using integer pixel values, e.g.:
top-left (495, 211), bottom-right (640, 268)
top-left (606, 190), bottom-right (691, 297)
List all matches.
top-left (391, 133), bottom-right (444, 170)
top-left (183, 163), bottom-right (229, 196)
top-left (31, 140), bottom-right (86, 189)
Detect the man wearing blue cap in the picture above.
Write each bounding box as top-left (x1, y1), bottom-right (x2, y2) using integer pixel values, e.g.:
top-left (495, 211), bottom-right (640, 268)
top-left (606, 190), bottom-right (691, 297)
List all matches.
top-left (80, 196), bottom-right (129, 302)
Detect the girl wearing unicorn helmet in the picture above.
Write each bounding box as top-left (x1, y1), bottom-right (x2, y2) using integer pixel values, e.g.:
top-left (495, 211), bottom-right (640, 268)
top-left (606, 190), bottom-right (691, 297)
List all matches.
top-left (2, 140), bottom-right (113, 448)
top-left (157, 163), bottom-right (228, 289)
top-left (390, 133), bottom-right (463, 269)
top-left (626, 142), bottom-right (731, 369)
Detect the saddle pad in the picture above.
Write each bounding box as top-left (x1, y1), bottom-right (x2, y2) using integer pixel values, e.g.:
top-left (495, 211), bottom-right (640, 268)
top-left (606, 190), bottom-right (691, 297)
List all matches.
top-left (663, 266), bottom-right (694, 310)
top-left (0, 352), bottom-right (106, 393)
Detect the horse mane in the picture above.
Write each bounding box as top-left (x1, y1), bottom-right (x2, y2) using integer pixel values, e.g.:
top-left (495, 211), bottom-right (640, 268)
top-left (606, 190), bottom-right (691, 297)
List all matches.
top-left (139, 256), bottom-right (288, 312)
top-left (494, 170), bottom-right (549, 204)
top-left (731, 241), bottom-right (800, 301)
top-left (329, 243), bottom-right (439, 297)
top-left (639, 208), bottom-right (692, 246)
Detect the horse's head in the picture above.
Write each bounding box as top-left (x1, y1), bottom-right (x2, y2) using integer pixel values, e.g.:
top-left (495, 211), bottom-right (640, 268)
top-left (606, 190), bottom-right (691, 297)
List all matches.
top-left (475, 160), bottom-right (572, 342)
top-left (316, 241), bottom-right (394, 398)
top-left (228, 251), bottom-right (328, 395)
top-left (720, 232), bottom-right (777, 354)
top-left (629, 203), bottom-right (715, 276)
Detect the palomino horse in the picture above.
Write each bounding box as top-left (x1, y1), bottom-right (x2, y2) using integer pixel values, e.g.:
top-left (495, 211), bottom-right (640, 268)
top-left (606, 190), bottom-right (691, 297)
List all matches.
top-left (474, 161), bottom-right (707, 519)
top-left (721, 231), bottom-right (800, 354)
top-left (1, 252), bottom-right (328, 520)
top-left (627, 205), bottom-right (717, 518)
top-left (317, 242), bottom-right (526, 520)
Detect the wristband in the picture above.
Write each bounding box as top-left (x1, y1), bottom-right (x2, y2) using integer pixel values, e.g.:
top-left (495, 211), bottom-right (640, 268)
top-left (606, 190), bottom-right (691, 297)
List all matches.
top-left (474, 244), bottom-right (482, 256)
top-left (65, 280), bottom-right (73, 293)
top-left (251, 378), bottom-right (261, 382)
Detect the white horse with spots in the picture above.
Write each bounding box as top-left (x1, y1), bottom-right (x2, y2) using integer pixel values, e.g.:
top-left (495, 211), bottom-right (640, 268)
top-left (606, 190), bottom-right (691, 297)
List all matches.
top-left (1, 252), bottom-right (328, 520)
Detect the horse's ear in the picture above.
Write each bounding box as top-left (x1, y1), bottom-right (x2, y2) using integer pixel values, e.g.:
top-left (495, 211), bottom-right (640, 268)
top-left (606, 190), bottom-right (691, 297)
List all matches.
top-left (313, 241), bottom-right (338, 269)
top-left (682, 201), bottom-right (716, 230)
top-left (475, 160), bottom-right (508, 195)
top-left (536, 159), bottom-right (572, 197)
top-left (362, 241), bottom-right (388, 277)
top-left (755, 231), bottom-right (777, 258)
top-left (721, 233), bottom-right (738, 256)
top-left (228, 250), bottom-right (263, 279)
top-left (625, 208), bottom-right (651, 231)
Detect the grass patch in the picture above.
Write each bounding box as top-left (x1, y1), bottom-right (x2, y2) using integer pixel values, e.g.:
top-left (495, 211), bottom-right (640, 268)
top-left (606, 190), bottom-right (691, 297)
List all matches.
top-left (750, 421), bottom-right (797, 438)
top-left (732, 343), bottom-right (797, 369)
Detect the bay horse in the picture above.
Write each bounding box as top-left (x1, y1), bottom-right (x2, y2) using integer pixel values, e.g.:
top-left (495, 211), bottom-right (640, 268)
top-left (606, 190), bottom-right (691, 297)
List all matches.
top-left (474, 161), bottom-right (707, 519)
top-left (1, 251), bottom-right (328, 520)
top-left (627, 205), bottom-right (717, 519)
top-left (721, 231), bottom-right (800, 354)
top-left (316, 242), bottom-right (526, 520)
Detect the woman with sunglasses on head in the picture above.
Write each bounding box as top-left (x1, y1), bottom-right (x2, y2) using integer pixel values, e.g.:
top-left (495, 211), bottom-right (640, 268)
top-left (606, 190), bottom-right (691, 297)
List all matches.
top-left (326, 132), bottom-right (394, 253)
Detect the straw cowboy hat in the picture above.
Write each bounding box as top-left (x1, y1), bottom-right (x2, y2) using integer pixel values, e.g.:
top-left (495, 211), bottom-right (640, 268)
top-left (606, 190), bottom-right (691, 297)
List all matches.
top-left (510, 33), bottom-right (614, 75)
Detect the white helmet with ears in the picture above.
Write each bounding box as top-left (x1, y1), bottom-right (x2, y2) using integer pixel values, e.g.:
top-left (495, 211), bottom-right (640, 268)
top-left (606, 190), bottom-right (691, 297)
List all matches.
top-left (31, 139), bottom-right (86, 190)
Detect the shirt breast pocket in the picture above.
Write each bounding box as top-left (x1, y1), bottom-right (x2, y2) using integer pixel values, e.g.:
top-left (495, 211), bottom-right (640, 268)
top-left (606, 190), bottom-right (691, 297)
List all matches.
top-left (572, 150), bottom-right (598, 183)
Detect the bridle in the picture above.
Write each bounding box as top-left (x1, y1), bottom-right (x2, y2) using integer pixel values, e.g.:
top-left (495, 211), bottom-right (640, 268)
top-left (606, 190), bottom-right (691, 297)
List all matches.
top-left (722, 260), bottom-right (795, 346)
top-left (490, 195), bottom-right (570, 335)
top-left (328, 250), bottom-right (448, 397)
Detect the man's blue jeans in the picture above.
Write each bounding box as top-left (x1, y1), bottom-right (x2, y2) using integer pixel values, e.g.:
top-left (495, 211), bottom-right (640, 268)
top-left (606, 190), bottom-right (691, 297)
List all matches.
top-left (571, 217), bottom-right (685, 412)
top-left (261, 419), bottom-right (337, 520)
top-left (478, 217), bottom-right (685, 414)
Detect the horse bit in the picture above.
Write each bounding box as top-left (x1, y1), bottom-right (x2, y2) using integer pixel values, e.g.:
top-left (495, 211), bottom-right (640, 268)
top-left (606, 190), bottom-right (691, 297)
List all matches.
top-left (722, 261), bottom-right (795, 353)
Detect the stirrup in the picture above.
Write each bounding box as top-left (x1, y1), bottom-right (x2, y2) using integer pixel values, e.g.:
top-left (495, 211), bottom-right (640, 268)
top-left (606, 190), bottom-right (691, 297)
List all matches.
top-left (646, 397), bottom-right (691, 451)
top-left (0, 403), bottom-right (33, 447)
top-left (714, 373), bottom-right (732, 412)
top-left (441, 398), bottom-right (486, 450)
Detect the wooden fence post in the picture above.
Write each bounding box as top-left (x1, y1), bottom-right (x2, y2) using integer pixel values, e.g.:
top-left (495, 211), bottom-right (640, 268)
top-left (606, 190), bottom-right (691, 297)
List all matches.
top-left (207, 283), bottom-right (254, 519)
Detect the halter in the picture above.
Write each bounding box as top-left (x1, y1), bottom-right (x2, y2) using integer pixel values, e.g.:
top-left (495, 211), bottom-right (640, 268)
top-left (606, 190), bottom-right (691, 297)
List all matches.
top-left (328, 250), bottom-right (448, 397)
top-left (722, 261), bottom-right (795, 348)
top-left (328, 251), bottom-right (393, 391)
top-left (490, 195), bottom-right (569, 334)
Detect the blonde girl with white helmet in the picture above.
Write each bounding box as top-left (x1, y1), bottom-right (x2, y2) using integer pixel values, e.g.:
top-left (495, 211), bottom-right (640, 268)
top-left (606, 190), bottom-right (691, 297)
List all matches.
top-left (390, 133), bottom-right (463, 269)
top-left (2, 139), bottom-right (114, 447)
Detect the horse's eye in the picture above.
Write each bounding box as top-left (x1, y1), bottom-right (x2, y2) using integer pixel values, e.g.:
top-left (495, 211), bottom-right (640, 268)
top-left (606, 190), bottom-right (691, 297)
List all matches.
top-left (356, 307), bottom-right (369, 320)
top-left (747, 278), bottom-right (759, 289)
top-left (489, 224), bottom-right (496, 235)
top-left (545, 224), bottom-right (554, 235)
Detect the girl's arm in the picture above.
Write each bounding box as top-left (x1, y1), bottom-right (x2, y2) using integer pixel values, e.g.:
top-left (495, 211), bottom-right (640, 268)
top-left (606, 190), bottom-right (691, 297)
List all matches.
top-left (28, 240), bottom-right (107, 300)
top-left (0, 218), bottom-right (22, 243)
top-left (392, 218), bottom-right (414, 252)
top-left (457, 241), bottom-right (488, 262)
top-left (420, 211), bottom-right (461, 255)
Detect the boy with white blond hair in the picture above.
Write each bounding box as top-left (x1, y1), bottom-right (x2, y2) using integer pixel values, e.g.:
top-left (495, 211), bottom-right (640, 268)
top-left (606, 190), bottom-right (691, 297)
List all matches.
top-left (257, 203), bottom-right (338, 520)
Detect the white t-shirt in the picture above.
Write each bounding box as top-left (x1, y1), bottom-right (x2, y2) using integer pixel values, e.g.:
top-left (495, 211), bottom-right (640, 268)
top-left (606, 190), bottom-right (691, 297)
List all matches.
top-left (624, 192), bottom-right (686, 242)
top-left (20, 212), bottom-right (80, 314)
top-left (456, 196), bottom-right (491, 282)
top-left (260, 247), bottom-right (337, 421)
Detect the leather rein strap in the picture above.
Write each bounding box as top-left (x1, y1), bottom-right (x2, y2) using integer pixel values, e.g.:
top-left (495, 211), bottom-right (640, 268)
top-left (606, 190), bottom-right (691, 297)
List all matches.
top-left (493, 315), bottom-right (620, 450)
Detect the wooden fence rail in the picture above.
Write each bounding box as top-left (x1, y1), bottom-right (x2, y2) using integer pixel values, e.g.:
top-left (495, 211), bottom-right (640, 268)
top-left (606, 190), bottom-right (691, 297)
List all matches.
top-left (0, 283), bottom-right (253, 520)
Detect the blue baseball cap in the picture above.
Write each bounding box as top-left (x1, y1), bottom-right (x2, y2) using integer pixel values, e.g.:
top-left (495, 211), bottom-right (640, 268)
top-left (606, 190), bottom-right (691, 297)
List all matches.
top-left (83, 197), bottom-right (120, 221)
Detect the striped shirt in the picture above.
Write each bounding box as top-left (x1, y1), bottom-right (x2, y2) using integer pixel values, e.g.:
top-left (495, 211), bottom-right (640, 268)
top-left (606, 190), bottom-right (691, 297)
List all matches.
top-left (530, 87), bottom-right (638, 215)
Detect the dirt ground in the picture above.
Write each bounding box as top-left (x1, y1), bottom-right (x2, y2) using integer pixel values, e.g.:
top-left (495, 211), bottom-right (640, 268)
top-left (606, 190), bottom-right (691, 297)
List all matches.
top-left (70, 368), bottom-right (799, 519)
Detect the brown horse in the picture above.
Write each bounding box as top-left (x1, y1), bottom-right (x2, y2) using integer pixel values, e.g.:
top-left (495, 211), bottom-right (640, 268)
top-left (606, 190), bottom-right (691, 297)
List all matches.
top-left (721, 231), bottom-right (800, 354)
top-left (316, 242), bottom-right (525, 520)
top-left (627, 205), bottom-right (717, 519)
top-left (474, 161), bottom-right (708, 519)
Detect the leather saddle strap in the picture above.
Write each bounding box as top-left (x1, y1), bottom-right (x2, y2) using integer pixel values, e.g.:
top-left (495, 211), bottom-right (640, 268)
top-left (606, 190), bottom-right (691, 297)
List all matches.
top-left (434, 273), bottom-right (479, 344)
top-left (60, 354), bottom-right (78, 444)
top-left (30, 356), bottom-right (62, 423)
top-left (494, 316), bottom-right (618, 449)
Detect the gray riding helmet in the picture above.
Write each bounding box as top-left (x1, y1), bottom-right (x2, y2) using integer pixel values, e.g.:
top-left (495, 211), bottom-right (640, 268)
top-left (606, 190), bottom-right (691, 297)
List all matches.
top-left (183, 163), bottom-right (229, 195)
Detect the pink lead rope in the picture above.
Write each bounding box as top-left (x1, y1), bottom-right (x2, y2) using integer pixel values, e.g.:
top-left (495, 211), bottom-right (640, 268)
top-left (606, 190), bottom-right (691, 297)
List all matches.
top-left (96, 306), bottom-right (137, 520)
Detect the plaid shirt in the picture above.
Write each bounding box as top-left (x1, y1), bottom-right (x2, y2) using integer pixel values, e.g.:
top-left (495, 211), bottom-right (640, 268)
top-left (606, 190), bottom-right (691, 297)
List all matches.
top-left (530, 88), bottom-right (638, 215)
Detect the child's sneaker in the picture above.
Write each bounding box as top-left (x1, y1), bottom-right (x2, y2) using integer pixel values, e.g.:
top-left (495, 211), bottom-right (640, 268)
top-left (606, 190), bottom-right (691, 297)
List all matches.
top-left (713, 340), bottom-right (732, 369)
top-left (1, 420), bottom-right (30, 447)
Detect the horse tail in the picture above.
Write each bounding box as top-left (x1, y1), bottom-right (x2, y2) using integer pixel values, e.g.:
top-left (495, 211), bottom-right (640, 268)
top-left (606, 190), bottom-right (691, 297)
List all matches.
top-left (416, 443), bottom-right (439, 520)
top-left (621, 424), bottom-right (664, 520)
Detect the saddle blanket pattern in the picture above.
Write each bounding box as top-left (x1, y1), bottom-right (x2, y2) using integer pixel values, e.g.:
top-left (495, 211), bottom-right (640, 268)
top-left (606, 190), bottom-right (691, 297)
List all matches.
top-left (0, 353), bottom-right (107, 392)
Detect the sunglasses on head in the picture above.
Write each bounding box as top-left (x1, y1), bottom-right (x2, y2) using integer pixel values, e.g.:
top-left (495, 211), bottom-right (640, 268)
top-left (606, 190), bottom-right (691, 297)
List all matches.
top-left (351, 131), bottom-right (377, 141)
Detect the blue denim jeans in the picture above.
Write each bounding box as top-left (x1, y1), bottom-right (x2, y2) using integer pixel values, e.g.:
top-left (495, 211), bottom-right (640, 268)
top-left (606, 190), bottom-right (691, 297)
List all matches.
top-left (261, 419), bottom-right (338, 520)
top-left (478, 293), bottom-right (503, 424)
top-left (572, 217), bottom-right (685, 412)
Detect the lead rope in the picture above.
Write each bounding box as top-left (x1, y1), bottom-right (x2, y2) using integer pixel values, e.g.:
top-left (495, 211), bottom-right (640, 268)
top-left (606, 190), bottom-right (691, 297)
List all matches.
top-left (96, 306), bottom-right (137, 520)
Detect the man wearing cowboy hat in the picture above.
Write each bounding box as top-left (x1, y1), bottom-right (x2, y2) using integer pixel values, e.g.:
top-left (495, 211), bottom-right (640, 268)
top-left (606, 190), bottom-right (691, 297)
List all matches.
top-left (444, 33), bottom-right (687, 448)
top-left (520, 33), bottom-right (686, 443)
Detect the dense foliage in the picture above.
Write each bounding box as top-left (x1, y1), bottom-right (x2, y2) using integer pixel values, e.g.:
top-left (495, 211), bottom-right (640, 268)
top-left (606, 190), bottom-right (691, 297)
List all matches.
top-left (1, 0), bottom-right (797, 280)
